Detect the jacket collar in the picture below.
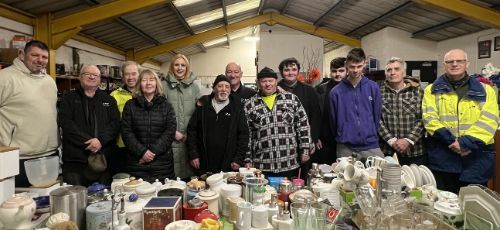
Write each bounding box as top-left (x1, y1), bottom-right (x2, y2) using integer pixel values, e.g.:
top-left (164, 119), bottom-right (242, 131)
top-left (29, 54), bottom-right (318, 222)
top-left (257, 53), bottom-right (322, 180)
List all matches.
top-left (341, 75), bottom-right (368, 87)
top-left (136, 94), bottom-right (165, 108)
top-left (431, 74), bottom-right (486, 102)
top-left (383, 77), bottom-right (420, 92)
top-left (165, 72), bottom-right (196, 88)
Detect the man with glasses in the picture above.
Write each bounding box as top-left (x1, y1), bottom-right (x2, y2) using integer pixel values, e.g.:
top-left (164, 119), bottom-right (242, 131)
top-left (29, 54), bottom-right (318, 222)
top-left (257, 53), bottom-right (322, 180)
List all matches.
top-left (0, 40), bottom-right (60, 187)
top-left (59, 65), bottom-right (120, 185)
top-left (422, 49), bottom-right (499, 193)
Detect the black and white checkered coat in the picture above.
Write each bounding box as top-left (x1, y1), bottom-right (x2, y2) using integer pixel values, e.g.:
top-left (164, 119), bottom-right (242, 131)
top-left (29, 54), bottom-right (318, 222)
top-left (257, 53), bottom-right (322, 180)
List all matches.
top-left (378, 79), bottom-right (425, 157)
top-left (244, 91), bottom-right (312, 173)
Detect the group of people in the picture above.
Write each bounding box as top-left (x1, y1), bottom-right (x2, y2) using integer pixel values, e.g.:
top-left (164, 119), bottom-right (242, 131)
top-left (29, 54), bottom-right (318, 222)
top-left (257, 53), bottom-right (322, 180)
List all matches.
top-left (0, 40), bottom-right (497, 195)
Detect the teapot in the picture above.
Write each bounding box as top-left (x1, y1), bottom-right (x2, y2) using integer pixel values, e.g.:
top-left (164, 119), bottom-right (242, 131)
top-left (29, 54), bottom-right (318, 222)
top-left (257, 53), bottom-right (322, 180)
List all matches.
top-left (0, 194), bottom-right (36, 229)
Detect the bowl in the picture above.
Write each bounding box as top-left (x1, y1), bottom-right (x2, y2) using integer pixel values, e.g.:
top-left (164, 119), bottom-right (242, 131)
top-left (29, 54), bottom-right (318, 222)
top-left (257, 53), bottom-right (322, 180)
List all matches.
top-left (24, 156), bottom-right (59, 187)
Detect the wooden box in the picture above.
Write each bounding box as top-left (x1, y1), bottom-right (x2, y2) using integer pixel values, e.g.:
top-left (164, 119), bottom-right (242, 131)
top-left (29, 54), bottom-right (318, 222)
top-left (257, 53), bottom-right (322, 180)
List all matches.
top-left (143, 197), bottom-right (182, 230)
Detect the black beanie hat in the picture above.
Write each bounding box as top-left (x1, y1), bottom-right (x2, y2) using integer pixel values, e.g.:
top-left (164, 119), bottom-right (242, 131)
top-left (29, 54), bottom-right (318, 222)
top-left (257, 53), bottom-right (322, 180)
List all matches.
top-left (213, 74), bottom-right (231, 87)
top-left (257, 67), bottom-right (278, 80)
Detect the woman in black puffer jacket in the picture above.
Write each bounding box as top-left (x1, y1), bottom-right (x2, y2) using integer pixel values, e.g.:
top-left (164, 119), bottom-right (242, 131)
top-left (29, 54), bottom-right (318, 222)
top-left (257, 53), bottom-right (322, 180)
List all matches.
top-left (122, 69), bottom-right (177, 182)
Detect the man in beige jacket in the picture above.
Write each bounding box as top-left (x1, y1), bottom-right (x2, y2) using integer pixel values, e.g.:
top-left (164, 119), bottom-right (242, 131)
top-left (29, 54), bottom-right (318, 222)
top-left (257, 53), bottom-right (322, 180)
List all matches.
top-left (0, 40), bottom-right (59, 187)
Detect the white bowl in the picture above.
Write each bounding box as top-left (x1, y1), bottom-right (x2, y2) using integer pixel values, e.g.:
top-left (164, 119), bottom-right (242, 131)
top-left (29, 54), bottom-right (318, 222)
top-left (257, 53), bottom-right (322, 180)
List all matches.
top-left (24, 156), bottom-right (59, 187)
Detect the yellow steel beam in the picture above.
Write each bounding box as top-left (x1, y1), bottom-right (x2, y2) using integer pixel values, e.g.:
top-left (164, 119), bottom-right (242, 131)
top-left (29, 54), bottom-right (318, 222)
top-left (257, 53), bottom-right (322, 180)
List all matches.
top-left (134, 14), bottom-right (271, 61)
top-left (414, 0), bottom-right (500, 29)
top-left (73, 34), bottom-right (126, 55)
top-left (52, 27), bottom-right (81, 49)
top-left (34, 13), bottom-right (56, 78)
top-left (52, 0), bottom-right (172, 34)
top-left (270, 13), bottom-right (361, 47)
top-left (0, 3), bottom-right (34, 26)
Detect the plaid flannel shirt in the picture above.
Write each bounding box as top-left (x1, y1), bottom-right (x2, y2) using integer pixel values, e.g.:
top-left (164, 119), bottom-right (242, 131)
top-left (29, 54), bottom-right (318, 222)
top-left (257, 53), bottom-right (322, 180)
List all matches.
top-left (244, 92), bottom-right (312, 173)
top-left (378, 79), bottom-right (425, 157)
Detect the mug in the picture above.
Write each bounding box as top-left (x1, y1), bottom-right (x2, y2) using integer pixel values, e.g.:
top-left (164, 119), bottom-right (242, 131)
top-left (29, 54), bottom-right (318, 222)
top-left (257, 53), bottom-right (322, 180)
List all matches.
top-left (236, 201), bottom-right (252, 229)
top-left (354, 161), bottom-right (365, 169)
top-left (251, 205), bottom-right (268, 228)
top-left (333, 159), bottom-right (351, 173)
top-left (365, 156), bottom-right (387, 168)
top-left (343, 164), bottom-right (362, 182)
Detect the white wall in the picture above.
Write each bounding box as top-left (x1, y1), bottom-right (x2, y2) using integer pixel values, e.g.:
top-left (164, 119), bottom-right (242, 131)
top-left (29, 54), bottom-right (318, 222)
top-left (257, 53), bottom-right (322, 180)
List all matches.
top-left (436, 28), bottom-right (500, 76)
top-left (0, 16), bottom-right (32, 48)
top-left (322, 45), bottom-right (352, 77)
top-left (258, 24), bottom-right (324, 78)
top-left (361, 27), bottom-right (437, 69)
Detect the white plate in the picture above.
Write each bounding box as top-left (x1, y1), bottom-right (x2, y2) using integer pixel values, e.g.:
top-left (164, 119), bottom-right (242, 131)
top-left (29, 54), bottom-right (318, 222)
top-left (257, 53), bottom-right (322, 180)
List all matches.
top-left (418, 167), bottom-right (429, 185)
top-left (419, 165), bottom-right (436, 187)
top-left (401, 165), bottom-right (416, 187)
top-left (401, 170), bottom-right (415, 189)
top-left (410, 164), bottom-right (422, 187)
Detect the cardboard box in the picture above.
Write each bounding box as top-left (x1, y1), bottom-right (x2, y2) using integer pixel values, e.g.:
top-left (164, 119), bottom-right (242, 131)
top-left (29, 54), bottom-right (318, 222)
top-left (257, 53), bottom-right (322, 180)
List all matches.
top-left (0, 147), bottom-right (19, 180)
top-left (0, 177), bottom-right (15, 203)
top-left (11, 35), bottom-right (27, 49)
top-left (143, 197), bottom-right (181, 230)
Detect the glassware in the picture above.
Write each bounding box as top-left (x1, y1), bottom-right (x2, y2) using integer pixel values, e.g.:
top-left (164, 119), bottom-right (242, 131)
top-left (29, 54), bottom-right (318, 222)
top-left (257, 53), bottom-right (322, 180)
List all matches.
top-left (290, 202), bottom-right (310, 229)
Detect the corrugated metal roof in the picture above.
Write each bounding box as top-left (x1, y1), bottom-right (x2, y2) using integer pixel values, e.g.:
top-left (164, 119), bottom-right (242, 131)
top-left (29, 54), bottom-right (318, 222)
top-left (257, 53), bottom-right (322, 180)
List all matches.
top-left (1, 0), bottom-right (498, 63)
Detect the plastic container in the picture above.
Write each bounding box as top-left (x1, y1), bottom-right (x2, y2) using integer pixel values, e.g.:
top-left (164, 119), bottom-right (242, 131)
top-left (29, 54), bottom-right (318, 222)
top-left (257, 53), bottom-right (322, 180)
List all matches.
top-left (24, 155), bottom-right (59, 187)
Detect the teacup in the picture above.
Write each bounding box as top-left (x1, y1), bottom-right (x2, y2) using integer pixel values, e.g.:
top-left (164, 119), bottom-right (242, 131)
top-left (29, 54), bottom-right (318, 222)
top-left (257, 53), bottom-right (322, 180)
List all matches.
top-left (333, 159), bottom-right (351, 173)
top-left (354, 161), bottom-right (365, 169)
top-left (343, 164), bottom-right (362, 182)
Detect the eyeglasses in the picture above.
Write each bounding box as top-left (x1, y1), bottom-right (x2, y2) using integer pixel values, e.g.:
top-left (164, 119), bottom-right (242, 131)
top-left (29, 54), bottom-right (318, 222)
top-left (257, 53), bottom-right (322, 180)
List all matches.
top-left (444, 60), bottom-right (467, 65)
top-left (81, 72), bottom-right (100, 78)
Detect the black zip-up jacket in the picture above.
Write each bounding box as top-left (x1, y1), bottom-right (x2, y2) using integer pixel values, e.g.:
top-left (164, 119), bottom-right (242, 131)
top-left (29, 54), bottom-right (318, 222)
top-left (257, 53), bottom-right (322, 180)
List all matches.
top-left (278, 80), bottom-right (321, 142)
top-left (59, 88), bottom-right (120, 163)
top-left (186, 94), bottom-right (249, 173)
top-left (121, 95), bottom-right (177, 181)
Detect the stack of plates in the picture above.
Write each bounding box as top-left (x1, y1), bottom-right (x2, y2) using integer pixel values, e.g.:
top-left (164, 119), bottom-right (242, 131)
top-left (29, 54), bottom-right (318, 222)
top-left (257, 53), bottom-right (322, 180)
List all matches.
top-left (400, 164), bottom-right (436, 188)
top-left (381, 163), bottom-right (401, 192)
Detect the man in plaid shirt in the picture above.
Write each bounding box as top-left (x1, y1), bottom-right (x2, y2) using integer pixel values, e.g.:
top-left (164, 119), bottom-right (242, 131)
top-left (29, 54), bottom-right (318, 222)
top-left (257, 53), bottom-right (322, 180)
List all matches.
top-left (378, 57), bottom-right (426, 165)
top-left (244, 67), bottom-right (312, 178)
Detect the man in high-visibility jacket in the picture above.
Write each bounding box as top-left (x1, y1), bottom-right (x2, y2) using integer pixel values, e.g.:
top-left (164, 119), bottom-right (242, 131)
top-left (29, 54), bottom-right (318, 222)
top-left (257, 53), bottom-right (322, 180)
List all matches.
top-left (422, 49), bottom-right (499, 194)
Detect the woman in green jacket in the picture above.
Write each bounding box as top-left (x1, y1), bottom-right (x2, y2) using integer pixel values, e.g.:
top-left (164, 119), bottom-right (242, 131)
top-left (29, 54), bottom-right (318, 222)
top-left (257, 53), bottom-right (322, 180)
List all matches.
top-left (162, 54), bottom-right (200, 179)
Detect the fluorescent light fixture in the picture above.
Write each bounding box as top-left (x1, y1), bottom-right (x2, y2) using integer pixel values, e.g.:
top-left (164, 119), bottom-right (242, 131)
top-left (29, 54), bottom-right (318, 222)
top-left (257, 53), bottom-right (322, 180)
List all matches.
top-left (203, 37), bottom-right (227, 47)
top-left (173, 0), bottom-right (203, 8)
top-left (229, 27), bottom-right (253, 40)
top-left (186, 9), bottom-right (223, 27)
top-left (185, 0), bottom-right (259, 27)
top-left (226, 0), bottom-right (260, 16)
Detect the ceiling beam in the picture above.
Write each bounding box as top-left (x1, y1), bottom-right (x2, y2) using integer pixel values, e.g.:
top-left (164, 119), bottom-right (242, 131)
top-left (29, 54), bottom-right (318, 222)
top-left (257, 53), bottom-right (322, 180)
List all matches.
top-left (412, 18), bottom-right (466, 38)
top-left (347, 1), bottom-right (415, 36)
top-left (270, 13), bottom-right (361, 47)
top-left (168, 2), bottom-right (207, 53)
top-left (52, 0), bottom-right (171, 34)
top-left (134, 14), bottom-right (272, 62)
top-left (414, 0), bottom-right (500, 29)
top-left (412, 4), bottom-right (499, 38)
top-left (221, 0), bottom-right (231, 47)
top-left (133, 13), bottom-right (360, 62)
top-left (73, 34), bottom-right (126, 55)
top-left (0, 3), bottom-right (35, 25)
top-left (314, 0), bottom-right (346, 26)
top-left (281, 0), bottom-right (292, 14)
top-left (258, 0), bottom-right (266, 15)
top-left (116, 18), bottom-right (161, 45)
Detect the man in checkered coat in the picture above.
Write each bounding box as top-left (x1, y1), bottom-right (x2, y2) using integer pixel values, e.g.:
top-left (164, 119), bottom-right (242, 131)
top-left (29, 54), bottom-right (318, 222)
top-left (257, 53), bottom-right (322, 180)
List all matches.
top-left (244, 67), bottom-right (313, 179)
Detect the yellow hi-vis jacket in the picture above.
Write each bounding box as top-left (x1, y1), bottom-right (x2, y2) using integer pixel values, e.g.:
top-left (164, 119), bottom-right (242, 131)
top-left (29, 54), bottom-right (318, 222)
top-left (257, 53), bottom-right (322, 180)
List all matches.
top-left (110, 87), bottom-right (133, 147)
top-left (422, 75), bottom-right (499, 183)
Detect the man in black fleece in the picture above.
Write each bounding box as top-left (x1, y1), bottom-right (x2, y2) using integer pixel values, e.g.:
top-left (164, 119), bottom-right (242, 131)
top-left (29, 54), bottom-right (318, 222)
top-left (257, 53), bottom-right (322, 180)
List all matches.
top-left (187, 75), bottom-right (249, 174)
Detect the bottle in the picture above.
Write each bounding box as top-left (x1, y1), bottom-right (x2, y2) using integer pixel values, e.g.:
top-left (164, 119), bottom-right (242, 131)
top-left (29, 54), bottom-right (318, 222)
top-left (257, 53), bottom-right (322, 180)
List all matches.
top-left (278, 178), bottom-right (292, 203)
top-left (115, 197), bottom-right (131, 230)
top-left (267, 194), bottom-right (279, 224)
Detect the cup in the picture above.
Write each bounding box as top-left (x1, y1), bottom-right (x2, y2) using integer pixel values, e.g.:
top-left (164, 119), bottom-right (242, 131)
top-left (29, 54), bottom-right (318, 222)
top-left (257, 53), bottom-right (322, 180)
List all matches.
top-left (334, 159), bottom-right (351, 173)
top-left (236, 201), bottom-right (252, 229)
top-left (290, 202), bottom-right (310, 230)
top-left (310, 202), bottom-right (327, 230)
top-left (354, 161), bottom-right (365, 169)
top-left (343, 164), bottom-right (362, 182)
top-left (251, 204), bottom-right (268, 228)
top-left (227, 197), bottom-right (245, 223)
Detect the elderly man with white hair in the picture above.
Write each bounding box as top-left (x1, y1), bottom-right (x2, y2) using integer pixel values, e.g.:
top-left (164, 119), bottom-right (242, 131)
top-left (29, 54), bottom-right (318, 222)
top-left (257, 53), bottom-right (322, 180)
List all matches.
top-left (59, 65), bottom-right (120, 186)
top-left (422, 49), bottom-right (499, 193)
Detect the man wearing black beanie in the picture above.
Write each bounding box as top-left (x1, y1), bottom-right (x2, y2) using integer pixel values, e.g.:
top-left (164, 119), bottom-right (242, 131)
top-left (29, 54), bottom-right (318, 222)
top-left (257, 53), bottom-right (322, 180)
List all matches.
top-left (186, 74), bottom-right (249, 174)
top-left (244, 67), bottom-right (312, 179)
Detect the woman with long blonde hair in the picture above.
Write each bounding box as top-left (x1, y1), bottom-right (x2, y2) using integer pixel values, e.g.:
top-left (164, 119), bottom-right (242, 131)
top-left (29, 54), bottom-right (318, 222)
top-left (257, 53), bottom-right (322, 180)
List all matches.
top-left (161, 54), bottom-right (200, 179)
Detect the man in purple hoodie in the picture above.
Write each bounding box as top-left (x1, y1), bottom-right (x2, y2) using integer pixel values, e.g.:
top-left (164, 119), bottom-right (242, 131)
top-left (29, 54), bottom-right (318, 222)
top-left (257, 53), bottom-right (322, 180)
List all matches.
top-left (328, 48), bottom-right (384, 160)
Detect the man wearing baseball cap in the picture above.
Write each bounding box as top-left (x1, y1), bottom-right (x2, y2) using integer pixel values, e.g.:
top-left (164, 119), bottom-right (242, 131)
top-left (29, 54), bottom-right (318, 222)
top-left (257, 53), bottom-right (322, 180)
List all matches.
top-left (186, 74), bottom-right (249, 174)
top-left (244, 67), bottom-right (312, 178)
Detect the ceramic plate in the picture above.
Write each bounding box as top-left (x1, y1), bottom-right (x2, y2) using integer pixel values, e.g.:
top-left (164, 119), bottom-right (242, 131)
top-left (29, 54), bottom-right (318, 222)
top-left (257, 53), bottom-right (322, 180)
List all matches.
top-left (419, 165), bottom-right (436, 187)
top-left (409, 164), bottom-right (422, 187)
top-left (401, 165), bottom-right (416, 187)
